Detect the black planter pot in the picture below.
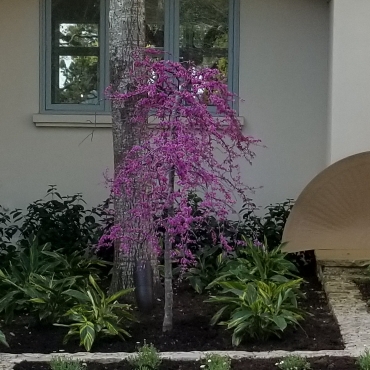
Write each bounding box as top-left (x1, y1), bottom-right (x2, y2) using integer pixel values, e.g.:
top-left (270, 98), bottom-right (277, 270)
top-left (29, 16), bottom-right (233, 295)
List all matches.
top-left (133, 258), bottom-right (154, 313)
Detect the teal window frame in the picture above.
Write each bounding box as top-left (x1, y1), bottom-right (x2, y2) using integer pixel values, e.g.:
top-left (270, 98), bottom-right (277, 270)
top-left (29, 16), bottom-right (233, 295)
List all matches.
top-left (41, 0), bottom-right (239, 113)
top-left (41, 0), bottom-right (110, 113)
top-left (165, 0), bottom-right (240, 112)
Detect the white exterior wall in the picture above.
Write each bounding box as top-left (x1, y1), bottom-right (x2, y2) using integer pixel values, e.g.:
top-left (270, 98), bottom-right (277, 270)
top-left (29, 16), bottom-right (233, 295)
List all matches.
top-left (239, 0), bottom-right (330, 208)
top-left (0, 0), bottom-right (329, 211)
top-left (329, 0), bottom-right (370, 163)
top-left (0, 0), bottom-right (113, 210)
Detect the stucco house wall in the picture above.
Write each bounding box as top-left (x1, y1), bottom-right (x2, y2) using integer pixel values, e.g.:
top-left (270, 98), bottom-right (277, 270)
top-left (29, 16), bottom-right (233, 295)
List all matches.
top-left (328, 0), bottom-right (370, 164)
top-left (0, 0), bottom-right (329, 212)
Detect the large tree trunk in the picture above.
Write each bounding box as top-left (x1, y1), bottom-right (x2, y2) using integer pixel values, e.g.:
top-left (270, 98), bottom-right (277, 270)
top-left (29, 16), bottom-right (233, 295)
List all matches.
top-left (109, 0), bottom-right (155, 293)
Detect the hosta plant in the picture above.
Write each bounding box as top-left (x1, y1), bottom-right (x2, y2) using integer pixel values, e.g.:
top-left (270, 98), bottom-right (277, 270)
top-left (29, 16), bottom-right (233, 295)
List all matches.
top-left (207, 279), bottom-right (304, 345)
top-left (58, 275), bottom-right (135, 351)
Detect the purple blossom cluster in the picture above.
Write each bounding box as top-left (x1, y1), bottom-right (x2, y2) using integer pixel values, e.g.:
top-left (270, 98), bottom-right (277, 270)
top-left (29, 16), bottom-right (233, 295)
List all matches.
top-left (101, 49), bottom-right (260, 263)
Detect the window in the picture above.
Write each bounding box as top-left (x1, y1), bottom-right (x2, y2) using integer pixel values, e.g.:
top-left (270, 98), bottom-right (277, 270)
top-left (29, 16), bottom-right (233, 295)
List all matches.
top-left (41, 0), bottom-right (239, 113)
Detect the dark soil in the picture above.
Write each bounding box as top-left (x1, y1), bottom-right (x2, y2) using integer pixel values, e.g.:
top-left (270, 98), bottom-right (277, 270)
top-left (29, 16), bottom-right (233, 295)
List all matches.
top-left (1, 272), bottom-right (343, 354)
top-left (14, 357), bottom-right (358, 370)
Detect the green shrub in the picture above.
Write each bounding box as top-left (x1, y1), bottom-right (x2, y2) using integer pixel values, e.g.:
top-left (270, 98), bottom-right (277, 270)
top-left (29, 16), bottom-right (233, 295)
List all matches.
top-left (0, 206), bottom-right (20, 270)
top-left (276, 355), bottom-right (311, 370)
top-left (128, 342), bottom-right (162, 370)
top-left (358, 349), bottom-right (370, 370)
top-left (23, 273), bottom-right (80, 323)
top-left (18, 186), bottom-right (105, 255)
top-left (200, 354), bottom-right (231, 370)
top-left (208, 240), bottom-right (299, 291)
top-left (207, 279), bottom-right (304, 345)
top-left (240, 199), bottom-right (294, 250)
top-left (0, 237), bottom-right (67, 322)
top-left (184, 245), bottom-right (230, 294)
top-left (58, 275), bottom-right (135, 351)
top-left (0, 237), bottom-right (103, 324)
top-left (50, 357), bottom-right (84, 370)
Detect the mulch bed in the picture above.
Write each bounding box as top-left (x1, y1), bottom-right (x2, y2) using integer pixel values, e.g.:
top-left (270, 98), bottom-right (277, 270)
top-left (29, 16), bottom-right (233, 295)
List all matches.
top-left (1, 272), bottom-right (343, 354)
top-left (14, 357), bottom-right (358, 370)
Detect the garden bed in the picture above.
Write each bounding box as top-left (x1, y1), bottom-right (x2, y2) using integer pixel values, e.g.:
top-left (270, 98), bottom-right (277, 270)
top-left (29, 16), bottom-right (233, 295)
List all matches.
top-left (13, 357), bottom-right (357, 370)
top-left (1, 272), bottom-right (343, 354)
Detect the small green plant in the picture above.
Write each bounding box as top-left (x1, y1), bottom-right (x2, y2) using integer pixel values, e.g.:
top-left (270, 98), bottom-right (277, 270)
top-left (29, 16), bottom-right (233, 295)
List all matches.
top-left (207, 279), bottom-right (304, 345)
top-left (24, 273), bottom-right (80, 323)
top-left (128, 342), bottom-right (162, 370)
top-left (276, 355), bottom-right (311, 370)
top-left (357, 349), bottom-right (370, 370)
top-left (50, 356), bottom-right (84, 370)
top-left (200, 354), bottom-right (231, 370)
top-left (58, 275), bottom-right (135, 351)
top-left (208, 239), bottom-right (298, 291)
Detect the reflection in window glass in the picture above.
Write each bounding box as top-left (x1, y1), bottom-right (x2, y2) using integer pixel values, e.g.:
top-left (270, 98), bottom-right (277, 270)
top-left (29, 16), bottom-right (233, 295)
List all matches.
top-left (51, 0), bottom-right (100, 104)
top-left (179, 0), bottom-right (229, 79)
top-left (145, 0), bottom-right (165, 49)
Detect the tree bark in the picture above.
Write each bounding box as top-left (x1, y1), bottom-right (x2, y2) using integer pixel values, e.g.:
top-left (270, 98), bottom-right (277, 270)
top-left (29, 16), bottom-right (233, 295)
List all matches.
top-left (109, 0), bottom-right (156, 293)
top-left (163, 166), bottom-right (175, 332)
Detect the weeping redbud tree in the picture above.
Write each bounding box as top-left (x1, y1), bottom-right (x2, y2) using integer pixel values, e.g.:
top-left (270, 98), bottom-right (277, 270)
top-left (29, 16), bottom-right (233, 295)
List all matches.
top-left (102, 49), bottom-right (259, 332)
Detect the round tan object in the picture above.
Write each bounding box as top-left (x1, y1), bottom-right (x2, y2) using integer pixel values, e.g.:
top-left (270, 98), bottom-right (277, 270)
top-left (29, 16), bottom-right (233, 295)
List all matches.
top-left (282, 151), bottom-right (370, 258)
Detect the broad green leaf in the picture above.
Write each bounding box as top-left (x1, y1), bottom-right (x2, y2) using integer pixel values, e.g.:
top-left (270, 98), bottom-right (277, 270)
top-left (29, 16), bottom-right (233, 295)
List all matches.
top-left (63, 289), bottom-right (90, 302)
top-left (210, 306), bottom-right (228, 326)
top-left (0, 330), bottom-right (9, 347)
top-left (80, 321), bottom-right (96, 351)
top-left (29, 298), bottom-right (46, 304)
top-left (105, 288), bottom-right (134, 304)
top-left (272, 316), bottom-right (287, 331)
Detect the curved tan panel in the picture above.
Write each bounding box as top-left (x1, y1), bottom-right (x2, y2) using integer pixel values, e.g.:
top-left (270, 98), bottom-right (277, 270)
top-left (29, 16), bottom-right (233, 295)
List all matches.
top-left (282, 151), bottom-right (370, 253)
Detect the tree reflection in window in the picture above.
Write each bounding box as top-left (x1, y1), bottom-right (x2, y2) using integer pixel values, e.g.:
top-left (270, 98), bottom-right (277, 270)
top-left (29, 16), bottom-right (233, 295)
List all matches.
top-left (51, 0), bottom-right (100, 105)
top-left (179, 0), bottom-right (229, 80)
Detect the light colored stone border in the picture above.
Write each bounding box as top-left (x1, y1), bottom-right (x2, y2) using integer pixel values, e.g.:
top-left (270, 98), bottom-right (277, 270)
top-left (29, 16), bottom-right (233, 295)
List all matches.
top-left (0, 349), bottom-right (355, 365)
top-left (318, 266), bottom-right (370, 351)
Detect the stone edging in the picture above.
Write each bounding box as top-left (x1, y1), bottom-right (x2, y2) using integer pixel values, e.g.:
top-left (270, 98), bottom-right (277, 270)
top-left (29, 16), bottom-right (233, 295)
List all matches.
top-left (0, 349), bottom-right (356, 365)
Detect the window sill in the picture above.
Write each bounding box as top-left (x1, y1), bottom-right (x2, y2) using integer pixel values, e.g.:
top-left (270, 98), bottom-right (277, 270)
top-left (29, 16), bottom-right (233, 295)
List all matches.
top-left (33, 114), bottom-right (112, 128)
top-left (33, 114), bottom-right (245, 128)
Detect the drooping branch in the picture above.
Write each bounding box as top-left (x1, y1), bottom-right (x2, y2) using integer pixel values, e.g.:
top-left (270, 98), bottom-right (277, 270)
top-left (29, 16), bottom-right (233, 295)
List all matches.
top-left (102, 49), bottom-right (260, 327)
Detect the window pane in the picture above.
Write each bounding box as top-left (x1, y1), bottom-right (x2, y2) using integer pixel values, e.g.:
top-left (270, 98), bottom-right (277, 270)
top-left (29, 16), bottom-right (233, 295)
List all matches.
top-left (145, 0), bottom-right (165, 49)
top-left (58, 55), bottom-right (99, 104)
top-left (179, 0), bottom-right (229, 78)
top-left (51, 0), bottom-right (100, 105)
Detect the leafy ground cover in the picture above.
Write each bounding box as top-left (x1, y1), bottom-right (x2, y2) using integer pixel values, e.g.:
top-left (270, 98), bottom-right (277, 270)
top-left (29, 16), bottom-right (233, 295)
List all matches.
top-left (0, 190), bottom-right (342, 354)
top-left (0, 271), bottom-right (342, 353)
top-left (13, 357), bottom-right (358, 370)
